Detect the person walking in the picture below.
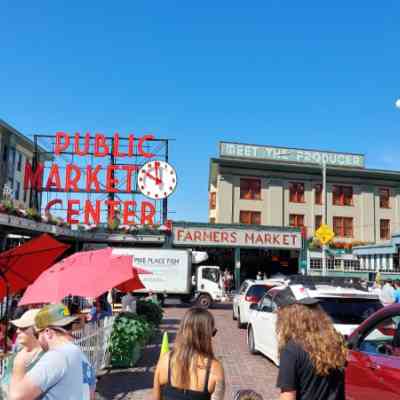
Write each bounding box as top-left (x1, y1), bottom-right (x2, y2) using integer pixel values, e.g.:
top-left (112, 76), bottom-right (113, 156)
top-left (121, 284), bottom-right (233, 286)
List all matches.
top-left (274, 285), bottom-right (347, 400)
top-left (394, 280), bottom-right (400, 303)
top-left (380, 280), bottom-right (395, 306)
top-left (9, 303), bottom-right (96, 400)
top-left (121, 291), bottom-right (137, 313)
top-left (153, 307), bottom-right (225, 400)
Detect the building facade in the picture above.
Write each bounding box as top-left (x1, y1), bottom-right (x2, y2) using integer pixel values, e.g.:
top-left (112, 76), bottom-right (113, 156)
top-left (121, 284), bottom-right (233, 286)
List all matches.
top-left (0, 119), bottom-right (39, 208)
top-left (209, 142), bottom-right (400, 277)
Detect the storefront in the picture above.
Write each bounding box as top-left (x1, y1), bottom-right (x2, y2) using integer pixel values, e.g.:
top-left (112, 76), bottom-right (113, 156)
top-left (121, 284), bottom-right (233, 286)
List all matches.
top-left (171, 222), bottom-right (303, 288)
top-left (352, 232), bottom-right (400, 280)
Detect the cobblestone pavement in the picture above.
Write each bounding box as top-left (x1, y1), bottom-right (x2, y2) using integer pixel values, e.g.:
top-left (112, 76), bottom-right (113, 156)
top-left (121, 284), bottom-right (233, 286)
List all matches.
top-left (96, 303), bottom-right (280, 400)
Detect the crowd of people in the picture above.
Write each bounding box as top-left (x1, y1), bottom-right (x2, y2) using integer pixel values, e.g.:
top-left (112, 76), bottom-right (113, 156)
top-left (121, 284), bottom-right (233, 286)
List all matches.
top-left (379, 279), bottom-right (400, 305)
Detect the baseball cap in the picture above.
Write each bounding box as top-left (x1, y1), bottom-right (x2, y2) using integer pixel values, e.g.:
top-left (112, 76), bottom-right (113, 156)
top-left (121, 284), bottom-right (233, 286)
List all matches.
top-left (11, 309), bottom-right (40, 329)
top-left (34, 304), bottom-right (78, 331)
top-left (274, 284), bottom-right (320, 308)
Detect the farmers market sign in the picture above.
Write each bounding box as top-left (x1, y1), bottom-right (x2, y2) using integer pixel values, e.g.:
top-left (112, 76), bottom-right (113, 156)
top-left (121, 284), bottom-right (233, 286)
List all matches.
top-left (173, 226), bottom-right (302, 249)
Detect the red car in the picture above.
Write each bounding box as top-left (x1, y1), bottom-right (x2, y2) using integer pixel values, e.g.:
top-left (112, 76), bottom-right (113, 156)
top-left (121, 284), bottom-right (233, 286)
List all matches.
top-left (346, 303), bottom-right (400, 400)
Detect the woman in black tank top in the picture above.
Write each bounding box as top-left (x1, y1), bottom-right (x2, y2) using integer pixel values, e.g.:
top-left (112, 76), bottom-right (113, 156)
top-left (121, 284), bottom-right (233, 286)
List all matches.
top-left (153, 308), bottom-right (225, 400)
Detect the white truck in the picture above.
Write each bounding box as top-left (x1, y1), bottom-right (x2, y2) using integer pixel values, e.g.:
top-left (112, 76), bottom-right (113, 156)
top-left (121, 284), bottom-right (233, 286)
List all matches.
top-left (112, 248), bottom-right (223, 308)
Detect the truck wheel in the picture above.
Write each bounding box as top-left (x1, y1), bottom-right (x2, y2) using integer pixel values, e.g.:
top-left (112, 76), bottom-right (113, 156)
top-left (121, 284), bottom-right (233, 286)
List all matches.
top-left (248, 327), bottom-right (258, 354)
top-left (196, 294), bottom-right (212, 309)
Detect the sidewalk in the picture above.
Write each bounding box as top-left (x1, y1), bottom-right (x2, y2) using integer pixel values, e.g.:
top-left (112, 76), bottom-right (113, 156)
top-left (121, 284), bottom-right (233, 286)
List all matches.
top-left (96, 303), bottom-right (280, 400)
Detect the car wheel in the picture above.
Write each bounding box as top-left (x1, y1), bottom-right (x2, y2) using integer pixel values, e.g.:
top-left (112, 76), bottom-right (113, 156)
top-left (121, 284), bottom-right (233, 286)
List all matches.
top-left (232, 306), bottom-right (237, 320)
top-left (237, 311), bottom-right (244, 329)
top-left (248, 327), bottom-right (258, 354)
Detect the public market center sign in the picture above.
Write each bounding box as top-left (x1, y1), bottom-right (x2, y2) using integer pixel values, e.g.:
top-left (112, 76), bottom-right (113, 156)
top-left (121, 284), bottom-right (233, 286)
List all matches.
top-left (173, 226), bottom-right (302, 249)
top-left (220, 142), bottom-right (365, 168)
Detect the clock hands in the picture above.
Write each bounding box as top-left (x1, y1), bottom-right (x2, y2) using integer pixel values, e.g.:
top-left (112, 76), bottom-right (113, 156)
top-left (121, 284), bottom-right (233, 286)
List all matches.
top-left (145, 161), bottom-right (162, 185)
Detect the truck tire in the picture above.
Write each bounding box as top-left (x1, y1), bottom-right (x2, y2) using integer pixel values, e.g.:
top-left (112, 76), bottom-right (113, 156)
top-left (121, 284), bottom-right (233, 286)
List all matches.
top-left (196, 294), bottom-right (212, 309)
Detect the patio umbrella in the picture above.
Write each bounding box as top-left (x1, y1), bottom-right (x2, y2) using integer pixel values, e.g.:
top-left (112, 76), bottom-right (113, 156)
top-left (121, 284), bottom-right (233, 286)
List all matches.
top-left (19, 247), bottom-right (135, 305)
top-left (115, 265), bottom-right (151, 293)
top-left (0, 233), bottom-right (70, 300)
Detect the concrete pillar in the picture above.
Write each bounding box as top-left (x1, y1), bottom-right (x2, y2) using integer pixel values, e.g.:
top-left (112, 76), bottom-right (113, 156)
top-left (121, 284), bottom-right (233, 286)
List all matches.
top-left (234, 247), bottom-right (241, 291)
top-left (382, 254), bottom-right (388, 270)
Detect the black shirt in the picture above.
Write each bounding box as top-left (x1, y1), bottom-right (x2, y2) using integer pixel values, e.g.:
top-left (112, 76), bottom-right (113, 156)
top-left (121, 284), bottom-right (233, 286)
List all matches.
top-left (277, 341), bottom-right (345, 400)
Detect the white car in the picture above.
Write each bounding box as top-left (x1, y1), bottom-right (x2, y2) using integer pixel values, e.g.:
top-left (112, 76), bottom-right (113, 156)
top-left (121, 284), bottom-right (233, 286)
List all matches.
top-left (232, 278), bottom-right (284, 328)
top-left (247, 284), bottom-right (383, 365)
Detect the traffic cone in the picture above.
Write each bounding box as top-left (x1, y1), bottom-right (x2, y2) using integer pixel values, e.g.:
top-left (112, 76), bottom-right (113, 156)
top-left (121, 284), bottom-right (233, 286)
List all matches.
top-left (160, 331), bottom-right (170, 356)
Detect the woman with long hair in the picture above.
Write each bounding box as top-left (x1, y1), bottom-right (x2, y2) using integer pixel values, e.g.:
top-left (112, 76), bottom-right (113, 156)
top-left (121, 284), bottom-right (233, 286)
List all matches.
top-left (274, 285), bottom-right (347, 400)
top-left (153, 307), bottom-right (225, 400)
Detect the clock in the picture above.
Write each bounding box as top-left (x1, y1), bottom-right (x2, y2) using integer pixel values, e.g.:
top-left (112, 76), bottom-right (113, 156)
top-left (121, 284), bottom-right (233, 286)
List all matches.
top-left (137, 160), bottom-right (177, 200)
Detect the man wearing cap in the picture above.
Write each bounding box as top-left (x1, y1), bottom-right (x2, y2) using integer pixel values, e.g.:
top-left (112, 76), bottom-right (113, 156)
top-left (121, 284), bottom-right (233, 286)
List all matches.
top-left (274, 285), bottom-right (346, 400)
top-left (9, 304), bottom-right (96, 400)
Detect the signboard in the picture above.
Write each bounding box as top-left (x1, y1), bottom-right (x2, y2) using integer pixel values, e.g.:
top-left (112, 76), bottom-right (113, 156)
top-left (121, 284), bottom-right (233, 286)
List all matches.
top-left (220, 142), bottom-right (365, 168)
top-left (173, 227), bottom-right (302, 249)
top-left (112, 248), bottom-right (190, 294)
top-left (24, 132), bottom-right (177, 226)
top-left (315, 224), bottom-right (335, 245)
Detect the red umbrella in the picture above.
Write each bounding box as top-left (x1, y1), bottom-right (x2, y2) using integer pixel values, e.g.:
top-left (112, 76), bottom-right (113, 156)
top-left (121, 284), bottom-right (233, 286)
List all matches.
top-left (19, 247), bottom-right (135, 305)
top-left (0, 234), bottom-right (70, 299)
top-left (115, 264), bottom-right (151, 293)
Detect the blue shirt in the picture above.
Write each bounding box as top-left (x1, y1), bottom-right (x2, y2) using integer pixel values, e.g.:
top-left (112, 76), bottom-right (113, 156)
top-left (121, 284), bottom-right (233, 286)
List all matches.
top-left (394, 288), bottom-right (400, 303)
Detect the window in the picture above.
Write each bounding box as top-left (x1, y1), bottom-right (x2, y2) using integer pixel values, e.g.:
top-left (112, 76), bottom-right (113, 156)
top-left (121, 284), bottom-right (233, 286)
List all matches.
top-left (315, 184), bottom-right (322, 205)
top-left (240, 178), bottom-right (261, 200)
top-left (358, 314), bottom-right (400, 356)
top-left (15, 182), bottom-right (20, 200)
top-left (379, 188), bottom-right (390, 209)
top-left (8, 147), bottom-right (16, 177)
top-left (380, 219), bottom-right (390, 240)
top-left (240, 211), bottom-right (261, 225)
top-left (333, 217), bottom-right (353, 237)
top-left (17, 152), bottom-right (22, 171)
top-left (209, 217), bottom-right (216, 224)
top-left (289, 214), bottom-right (304, 228)
top-left (289, 182), bottom-right (304, 203)
top-left (315, 215), bottom-right (322, 230)
top-left (209, 192), bottom-right (216, 209)
top-left (332, 185), bottom-right (353, 206)
top-left (3, 145), bottom-right (8, 162)
top-left (202, 268), bottom-right (220, 283)
top-left (318, 298), bottom-right (382, 325)
top-left (310, 258), bottom-right (322, 270)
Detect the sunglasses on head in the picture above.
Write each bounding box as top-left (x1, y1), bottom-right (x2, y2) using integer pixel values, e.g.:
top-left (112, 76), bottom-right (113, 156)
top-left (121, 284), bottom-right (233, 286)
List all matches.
top-left (212, 328), bottom-right (218, 337)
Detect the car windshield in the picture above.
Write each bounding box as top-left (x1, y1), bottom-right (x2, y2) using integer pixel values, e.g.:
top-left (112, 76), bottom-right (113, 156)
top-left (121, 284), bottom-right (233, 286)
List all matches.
top-left (318, 297), bottom-right (382, 325)
top-left (247, 285), bottom-right (269, 298)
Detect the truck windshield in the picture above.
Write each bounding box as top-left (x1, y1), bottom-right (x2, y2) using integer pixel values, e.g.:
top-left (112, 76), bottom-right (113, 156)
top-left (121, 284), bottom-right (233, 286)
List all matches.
top-left (202, 268), bottom-right (220, 283)
top-left (318, 297), bottom-right (382, 325)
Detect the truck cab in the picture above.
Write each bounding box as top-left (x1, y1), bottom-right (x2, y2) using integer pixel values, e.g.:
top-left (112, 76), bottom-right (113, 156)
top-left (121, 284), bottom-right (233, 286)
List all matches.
top-left (195, 265), bottom-right (224, 308)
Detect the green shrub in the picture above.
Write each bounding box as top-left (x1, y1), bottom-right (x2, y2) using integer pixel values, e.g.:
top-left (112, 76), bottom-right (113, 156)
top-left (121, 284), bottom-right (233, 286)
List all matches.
top-left (136, 299), bottom-right (164, 327)
top-left (109, 313), bottom-right (155, 367)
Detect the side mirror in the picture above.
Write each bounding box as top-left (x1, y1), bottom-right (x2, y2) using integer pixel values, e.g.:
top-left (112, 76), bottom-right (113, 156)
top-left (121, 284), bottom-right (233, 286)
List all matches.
top-left (249, 303), bottom-right (258, 311)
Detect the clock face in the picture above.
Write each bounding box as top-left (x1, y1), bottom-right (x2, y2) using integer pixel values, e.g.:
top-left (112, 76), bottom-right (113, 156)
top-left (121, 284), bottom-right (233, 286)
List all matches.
top-left (137, 160), bottom-right (177, 200)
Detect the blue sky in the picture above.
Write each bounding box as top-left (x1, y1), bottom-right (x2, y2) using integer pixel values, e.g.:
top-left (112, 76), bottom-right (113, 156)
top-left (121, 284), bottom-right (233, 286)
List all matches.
top-left (1, 2), bottom-right (400, 222)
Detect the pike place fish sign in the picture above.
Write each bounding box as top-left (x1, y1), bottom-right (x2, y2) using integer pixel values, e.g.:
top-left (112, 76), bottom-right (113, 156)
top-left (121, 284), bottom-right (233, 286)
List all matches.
top-left (220, 142), bottom-right (365, 168)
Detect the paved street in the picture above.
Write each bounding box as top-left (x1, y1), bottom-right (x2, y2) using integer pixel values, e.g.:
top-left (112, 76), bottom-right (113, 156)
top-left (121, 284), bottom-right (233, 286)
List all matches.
top-left (96, 303), bottom-right (280, 400)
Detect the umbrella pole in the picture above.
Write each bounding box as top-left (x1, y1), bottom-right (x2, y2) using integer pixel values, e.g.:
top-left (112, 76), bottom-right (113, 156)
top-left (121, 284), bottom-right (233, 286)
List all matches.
top-left (0, 272), bottom-right (10, 352)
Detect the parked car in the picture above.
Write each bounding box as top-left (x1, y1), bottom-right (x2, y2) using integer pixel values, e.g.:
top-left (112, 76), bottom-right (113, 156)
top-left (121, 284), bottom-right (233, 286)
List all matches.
top-left (247, 284), bottom-right (382, 365)
top-left (232, 279), bottom-right (284, 328)
top-left (346, 303), bottom-right (400, 400)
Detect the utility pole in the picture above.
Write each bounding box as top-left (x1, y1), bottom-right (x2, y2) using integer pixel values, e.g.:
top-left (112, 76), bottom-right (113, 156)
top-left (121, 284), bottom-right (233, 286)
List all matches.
top-left (322, 160), bottom-right (327, 276)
